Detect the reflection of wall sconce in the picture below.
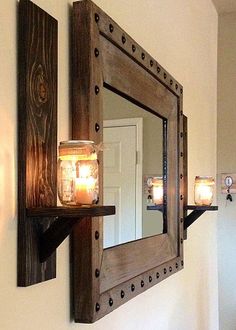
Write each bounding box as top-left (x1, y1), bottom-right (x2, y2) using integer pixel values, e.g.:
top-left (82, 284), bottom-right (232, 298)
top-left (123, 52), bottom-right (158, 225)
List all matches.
top-left (58, 141), bottom-right (99, 206)
top-left (194, 176), bottom-right (214, 206)
top-left (152, 177), bottom-right (163, 205)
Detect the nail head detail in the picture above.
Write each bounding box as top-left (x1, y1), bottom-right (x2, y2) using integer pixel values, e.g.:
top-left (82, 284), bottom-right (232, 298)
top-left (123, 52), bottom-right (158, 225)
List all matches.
top-left (176, 263), bottom-right (179, 269)
top-left (141, 280), bottom-right (144, 287)
top-left (150, 60), bottom-right (153, 67)
top-left (109, 24), bottom-right (114, 33)
top-left (169, 266), bottom-right (172, 272)
top-left (95, 85), bottom-right (100, 94)
top-left (149, 276), bottom-right (152, 283)
top-left (156, 272), bottom-right (160, 279)
top-left (132, 45), bottom-right (136, 52)
top-left (121, 290), bottom-right (125, 298)
top-left (157, 66), bottom-right (161, 73)
top-left (131, 284), bottom-right (135, 292)
top-left (141, 52), bottom-right (145, 60)
top-left (94, 48), bottom-right (99, 57)
top-left (164, 268), bottom-right (167, 275)
top-left (170, 79), bottom-right (173, 85)
top-left (95, 231), bottom-right (100, 240)
top-left (95, 123), bottom-right (100, 132)
top-left (95, 303), bottom-right (100, 312)
top-left (95, 13), bottom-right (99, 23)
top-left (95, 269), bottom-right (100, 278)
top-left (164, 73), bottom-right (167, 79)
top-left (109, 298), bottom-right (113, 307)
top-left (122, 35), bottom-right (126, 44)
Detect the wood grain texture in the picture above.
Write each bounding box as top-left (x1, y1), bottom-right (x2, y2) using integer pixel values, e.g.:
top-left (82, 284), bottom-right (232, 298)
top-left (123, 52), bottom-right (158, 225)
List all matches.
top-left (96, 256), bottom-right (183, 320)
top-left (100, 234), bottom-right (176, 293)
top-left (27, 206), bottom-right (115, 218)
top-left (72, 0), bottom-right (103, 322)
top-left (99, 33), bottom-right (179, 291)
top-left (18, 0), bottom-right (58, 286)
top-left (101, 35), bottom-right (176, 119)
top-left (72, 0), bottom-right (184, 322)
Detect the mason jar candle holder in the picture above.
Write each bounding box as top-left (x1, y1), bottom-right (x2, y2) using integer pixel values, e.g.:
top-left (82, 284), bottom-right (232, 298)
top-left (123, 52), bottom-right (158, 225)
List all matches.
top-left (194, 176), bottom-right (214, 206)
top-left (57, 140), bottom-right (99, 206)
top-left (152, 177), bottom-right (163, 205)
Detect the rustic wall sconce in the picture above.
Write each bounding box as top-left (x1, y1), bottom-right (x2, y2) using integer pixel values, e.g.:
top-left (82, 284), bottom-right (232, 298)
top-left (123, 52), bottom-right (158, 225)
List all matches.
top-left (182, 126), bottom-right (218, 236)
top-left (17, 0), bottom-right (217, 323)
top-left (17, 0), bottom-right (114, 286)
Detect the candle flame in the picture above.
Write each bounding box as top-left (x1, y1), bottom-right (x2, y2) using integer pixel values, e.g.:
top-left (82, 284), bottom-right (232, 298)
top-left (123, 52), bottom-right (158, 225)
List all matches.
top-left (79, 165), bottom-right (91, 178)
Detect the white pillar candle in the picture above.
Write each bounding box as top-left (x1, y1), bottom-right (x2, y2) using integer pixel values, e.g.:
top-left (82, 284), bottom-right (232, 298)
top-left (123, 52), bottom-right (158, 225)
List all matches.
top-left (75, 177), bottom-right (96, 205)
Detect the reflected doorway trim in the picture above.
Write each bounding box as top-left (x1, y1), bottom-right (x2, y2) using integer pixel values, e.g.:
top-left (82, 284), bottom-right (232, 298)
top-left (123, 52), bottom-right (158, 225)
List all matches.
top-left (103, 117), bottom-right (143, 239)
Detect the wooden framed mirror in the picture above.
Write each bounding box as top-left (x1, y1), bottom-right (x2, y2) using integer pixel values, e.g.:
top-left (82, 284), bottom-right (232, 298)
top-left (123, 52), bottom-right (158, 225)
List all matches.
top-left (71, 0), bottom-right (184, 323)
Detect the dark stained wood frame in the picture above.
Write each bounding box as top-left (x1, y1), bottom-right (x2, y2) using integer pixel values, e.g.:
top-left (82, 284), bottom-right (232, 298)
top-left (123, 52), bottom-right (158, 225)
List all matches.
top-left (72, 0), bottom-right (185, 322)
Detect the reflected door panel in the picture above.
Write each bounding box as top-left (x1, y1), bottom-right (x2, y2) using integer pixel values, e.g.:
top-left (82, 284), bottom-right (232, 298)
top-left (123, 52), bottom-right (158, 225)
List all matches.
top-left (103, 87), bottom-right (166, 248)
top-left (103, 125), bottom-right (136, 248)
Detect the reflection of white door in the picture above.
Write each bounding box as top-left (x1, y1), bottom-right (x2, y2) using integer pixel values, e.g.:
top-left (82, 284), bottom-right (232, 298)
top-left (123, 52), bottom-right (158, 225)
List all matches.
top-left (103, 118), bottom-right (143, 248)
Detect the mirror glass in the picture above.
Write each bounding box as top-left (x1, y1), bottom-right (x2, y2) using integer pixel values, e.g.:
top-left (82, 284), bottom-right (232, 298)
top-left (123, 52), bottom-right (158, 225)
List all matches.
top-left (103, 87), bottom-right (166, 248)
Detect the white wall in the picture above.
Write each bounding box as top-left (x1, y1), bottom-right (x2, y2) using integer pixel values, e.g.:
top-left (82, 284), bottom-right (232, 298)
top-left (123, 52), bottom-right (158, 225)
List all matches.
top-left (217, 11), bottom-right (236, 330)
top-left (0, 0), bottom-right (218, 329)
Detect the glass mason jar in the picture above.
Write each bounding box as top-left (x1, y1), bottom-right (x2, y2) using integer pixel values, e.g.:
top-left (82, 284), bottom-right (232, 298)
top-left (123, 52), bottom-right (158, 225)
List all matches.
top-left (57, 140), bottom-right (99, 206)
top-left (194, 176), bottom-right (214, 206)
top-left (152, 177), bottom-right (163, 205)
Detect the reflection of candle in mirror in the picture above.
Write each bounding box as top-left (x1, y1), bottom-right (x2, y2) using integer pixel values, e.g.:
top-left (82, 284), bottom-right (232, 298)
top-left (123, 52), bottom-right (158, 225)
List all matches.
top-left (152, 177), bottom-right (163, 205)
top-left (194, 176), bottom-right (214, 206)
top-left (75, 176), bottom-right (96, 205)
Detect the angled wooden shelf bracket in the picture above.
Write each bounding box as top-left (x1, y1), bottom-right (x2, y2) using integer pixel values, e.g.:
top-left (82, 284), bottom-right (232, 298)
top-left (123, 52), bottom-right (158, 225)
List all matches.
top-left (184, 205), bottom-right (218, 232)
top-left (28, 206), bottom-right (115, 263)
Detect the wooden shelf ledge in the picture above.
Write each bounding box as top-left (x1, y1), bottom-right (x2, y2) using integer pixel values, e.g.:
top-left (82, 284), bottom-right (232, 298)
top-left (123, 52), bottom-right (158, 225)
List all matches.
top-left (186, 205), bottom-right (218, 211)
top-left (27, 205), bottom-right (115, 218)
top-left (26, 205), bottom-right (115, 263)
top-left (146, 205), bottom-right (163, 211)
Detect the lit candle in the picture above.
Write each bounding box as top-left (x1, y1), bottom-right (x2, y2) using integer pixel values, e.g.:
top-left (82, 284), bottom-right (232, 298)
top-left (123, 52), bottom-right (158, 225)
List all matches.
top-left (194, 176), bottom-right (214, 206)
top-left (75, 176), bottom-right (96, 205)
top-left (152, 177), bottom-right (163, 205)
top-left (58, 140), bottom-right (99, 206)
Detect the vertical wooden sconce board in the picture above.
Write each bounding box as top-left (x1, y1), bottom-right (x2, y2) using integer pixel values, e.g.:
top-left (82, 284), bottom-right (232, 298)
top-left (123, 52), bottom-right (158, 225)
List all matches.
top-left (18, 0), bottom-right (58, 286)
